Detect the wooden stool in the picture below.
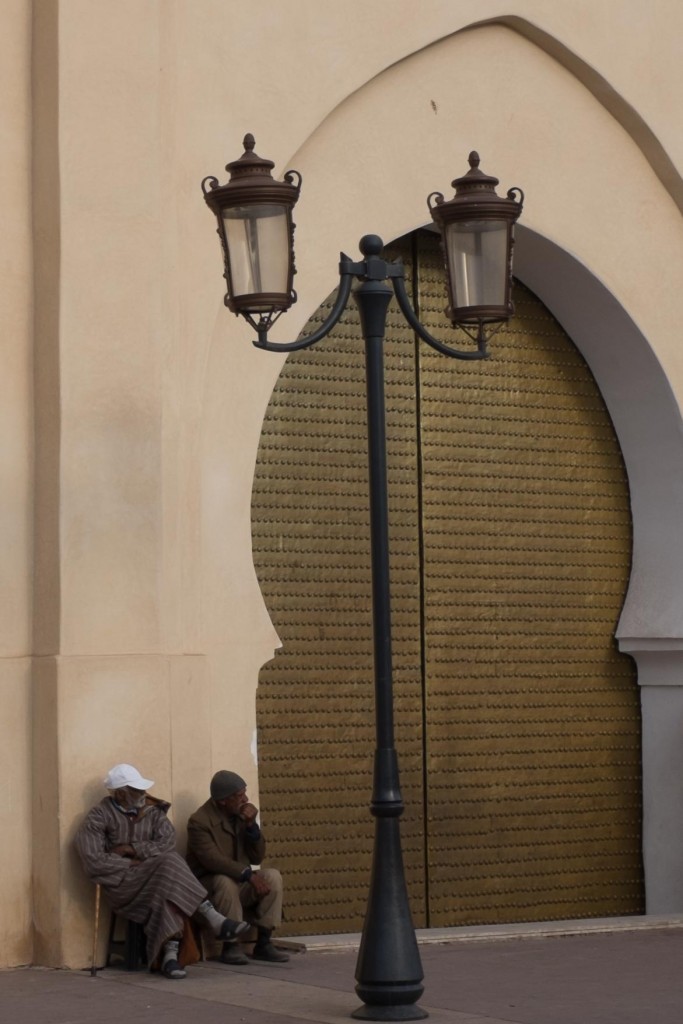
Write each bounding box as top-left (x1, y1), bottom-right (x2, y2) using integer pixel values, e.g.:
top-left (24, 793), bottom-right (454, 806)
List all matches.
top-left (106, 910), bottom-right (147, 971)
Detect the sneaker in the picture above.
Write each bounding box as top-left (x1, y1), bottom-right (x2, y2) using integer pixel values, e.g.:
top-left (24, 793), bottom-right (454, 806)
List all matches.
top-left (218, 918), bottom-right (250, 940)
top-left (220, 942), bottom-right (249, 965)
top-left (251, 941), bottom-right (290, 963)
top-left (162, 958), bottom-right (187, 979)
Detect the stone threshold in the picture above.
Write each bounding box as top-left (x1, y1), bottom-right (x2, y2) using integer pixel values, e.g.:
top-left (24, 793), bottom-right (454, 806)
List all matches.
top-left (288, 913), bottom-right (683, 952)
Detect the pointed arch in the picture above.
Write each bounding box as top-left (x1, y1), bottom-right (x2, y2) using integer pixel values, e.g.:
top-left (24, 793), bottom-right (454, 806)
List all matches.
top-left (245, 21), bottom-right (683, 914)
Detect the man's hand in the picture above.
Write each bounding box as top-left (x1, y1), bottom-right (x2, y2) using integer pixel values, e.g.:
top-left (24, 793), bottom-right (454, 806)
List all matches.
top-left (240, 802), bottom-right (259, 825)
top-left (111, 844), bottom-right (136, 858)
top-left (248, 871), bottom-right (271, 896)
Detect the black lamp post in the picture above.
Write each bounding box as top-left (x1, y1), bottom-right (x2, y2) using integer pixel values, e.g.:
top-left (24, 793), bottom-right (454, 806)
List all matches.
top-left (202, 137), bottom-right (523, 1021)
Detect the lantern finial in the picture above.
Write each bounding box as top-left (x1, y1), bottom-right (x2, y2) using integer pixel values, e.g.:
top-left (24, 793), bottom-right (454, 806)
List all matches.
top-left (225, 133), bottom-right (275, 177)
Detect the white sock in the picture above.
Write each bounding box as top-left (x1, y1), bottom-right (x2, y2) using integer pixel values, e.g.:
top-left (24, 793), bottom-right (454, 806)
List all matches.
top-left (197, 898), bottom-right (225, 933)
top-left (162, 939), bottom-right (180, 967)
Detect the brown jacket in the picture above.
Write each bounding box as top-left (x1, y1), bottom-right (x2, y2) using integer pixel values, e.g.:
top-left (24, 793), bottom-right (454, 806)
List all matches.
top-left (186, 798), bottom-right (266, 881)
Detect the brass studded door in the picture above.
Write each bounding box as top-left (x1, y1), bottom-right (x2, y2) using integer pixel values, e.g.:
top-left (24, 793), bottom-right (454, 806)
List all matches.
top-left (251, 230), bottom-right (643, 935)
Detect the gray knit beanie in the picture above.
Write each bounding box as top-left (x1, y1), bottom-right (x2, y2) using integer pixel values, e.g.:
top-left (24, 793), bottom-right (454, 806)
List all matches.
top-left (210, 770), bottom-right (246, 801)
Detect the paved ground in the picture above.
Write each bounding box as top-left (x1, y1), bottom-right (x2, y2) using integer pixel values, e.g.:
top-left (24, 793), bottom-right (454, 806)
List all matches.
top-left (3, 917), bottom-right (683, 1024)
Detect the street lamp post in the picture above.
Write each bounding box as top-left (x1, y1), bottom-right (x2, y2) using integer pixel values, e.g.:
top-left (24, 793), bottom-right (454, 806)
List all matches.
top-left (201, 136), bottom-right (523, 1021)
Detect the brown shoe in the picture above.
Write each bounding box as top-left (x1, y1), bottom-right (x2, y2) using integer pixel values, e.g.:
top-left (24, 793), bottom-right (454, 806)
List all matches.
top-left (220, 942), bottom-right (249, 965)
top-left (251, 941), bottom-right (290, 963)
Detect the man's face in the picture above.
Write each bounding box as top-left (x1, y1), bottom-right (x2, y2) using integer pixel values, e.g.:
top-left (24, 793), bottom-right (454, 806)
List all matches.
top-left (117, 786), bottom-right (147, 810)
top-left (220, 787), bottom-right (248, 815)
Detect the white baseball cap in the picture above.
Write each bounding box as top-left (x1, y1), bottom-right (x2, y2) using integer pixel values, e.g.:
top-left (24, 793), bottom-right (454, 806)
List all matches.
top-left (103, 764), bottom-right (154, 791)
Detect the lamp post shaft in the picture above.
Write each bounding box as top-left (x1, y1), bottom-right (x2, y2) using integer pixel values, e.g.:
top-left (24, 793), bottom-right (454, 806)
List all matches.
top-left (351, 278), bottom-right (427, 1022)
top-left (237, 233), bottom-right (489, 1019)
top-left (359, 280), bottom-right (396, 759)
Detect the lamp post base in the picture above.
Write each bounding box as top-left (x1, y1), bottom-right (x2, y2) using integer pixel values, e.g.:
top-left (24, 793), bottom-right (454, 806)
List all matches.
top-left (352, 1000), bottom-right (428, 1021)
top-left (352, 805), bottom-right (427, 1021)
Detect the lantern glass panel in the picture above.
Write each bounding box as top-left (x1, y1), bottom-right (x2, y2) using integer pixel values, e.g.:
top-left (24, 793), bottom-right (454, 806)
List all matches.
top-left (445, 219), bottom-right (509, 312)
top-left (222, 203), bottom-right (290, 304)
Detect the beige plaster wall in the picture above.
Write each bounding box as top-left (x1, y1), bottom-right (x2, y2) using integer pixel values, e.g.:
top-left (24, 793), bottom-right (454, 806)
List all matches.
top-left (1, 0), bottom-right (33, 966)
top-left (5, 0), bottom-right (683, 966)
top-left (56, 3), bottom-right (164, 655)
top-left (1, 660), bottom-right (32, 965)
top-left (1, 4), bottom-right (32, 658)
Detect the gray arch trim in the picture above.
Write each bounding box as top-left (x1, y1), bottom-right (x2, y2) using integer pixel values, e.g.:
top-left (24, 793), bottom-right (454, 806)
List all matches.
top-left (514, 225), bottom-right (683, 646)
top-left (514, 226), bottom-right (683, 914)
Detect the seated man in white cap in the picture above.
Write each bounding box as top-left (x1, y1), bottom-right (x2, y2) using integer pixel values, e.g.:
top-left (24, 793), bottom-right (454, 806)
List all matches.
top-left (186, 770), bottom-right (288, 964)
top-left (75, 763), bottom-right (248, 979)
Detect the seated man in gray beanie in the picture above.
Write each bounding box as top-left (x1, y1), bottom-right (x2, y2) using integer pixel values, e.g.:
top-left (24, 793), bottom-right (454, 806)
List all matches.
top-left (186, 771), bottom-right (288, 964)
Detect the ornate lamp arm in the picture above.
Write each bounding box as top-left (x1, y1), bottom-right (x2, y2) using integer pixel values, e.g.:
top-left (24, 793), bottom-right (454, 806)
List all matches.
top-left (391, 274), bottom-right (489, 361)
top-left (252, 255), bottom-right (357, 352)
top-left (251, 242), bottom-right (489, 360)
